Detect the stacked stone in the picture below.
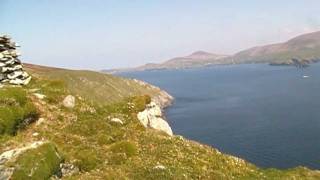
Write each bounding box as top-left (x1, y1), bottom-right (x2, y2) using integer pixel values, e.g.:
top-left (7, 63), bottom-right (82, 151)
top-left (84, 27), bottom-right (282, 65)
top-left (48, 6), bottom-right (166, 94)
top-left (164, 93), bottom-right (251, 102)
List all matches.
top-left (0, 35), bottom-right (31, 85)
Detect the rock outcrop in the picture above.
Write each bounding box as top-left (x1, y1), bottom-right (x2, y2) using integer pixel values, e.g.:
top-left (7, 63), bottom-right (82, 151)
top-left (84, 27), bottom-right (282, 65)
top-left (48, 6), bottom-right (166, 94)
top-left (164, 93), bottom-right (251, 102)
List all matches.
top-left (0, 35), bottom-right (31, 85)
top-left (133, 79), bottom-right (174, 136)
top-left (137, 102), bottom-right (173, 136)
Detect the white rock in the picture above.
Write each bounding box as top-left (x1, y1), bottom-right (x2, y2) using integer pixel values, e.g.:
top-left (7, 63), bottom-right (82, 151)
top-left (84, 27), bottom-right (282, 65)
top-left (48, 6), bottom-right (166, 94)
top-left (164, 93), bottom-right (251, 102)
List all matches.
top-left (22, 76), bottom-right (32, 85)
top-left (110, 118), bottom-right (124, 125)
top-left (33, 93), bottom-right (46, 100)
top-left (32, 132), bottom-right (39, 137)
top-left (0, 141), bottom-right (46, 180)
top-left (137, 111), bottom-right (149, 127)
top-left (137, 101), bottom-right (173, 136)
top-left (149, 117), bottom-right (173, 136)
top-left (8, 76), bottom-right (31, 85)
top-left (63, 95), bottom-right (76, 108)
top-left (154, 165), bottom-right (166, 170)
top-left (36, 118), bottom-right (45, 126)
top-left (0, 141), bottom-right (45, 165)
top-left (2, 65), bottom-right (22, 73)
top-left (9, 79), bottom-right (24, 85)
top-left (4, 59), bottom-right (15, 65)
top-left (7, 71), bottom-right (23, 79)
top-left (0, 168), bottom-right (14, 180)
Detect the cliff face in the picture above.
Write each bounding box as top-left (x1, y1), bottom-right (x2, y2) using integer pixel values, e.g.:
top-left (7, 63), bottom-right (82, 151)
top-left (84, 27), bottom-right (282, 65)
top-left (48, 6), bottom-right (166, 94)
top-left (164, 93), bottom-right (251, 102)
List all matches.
top-left (133, 79), bottom-right (174, 136)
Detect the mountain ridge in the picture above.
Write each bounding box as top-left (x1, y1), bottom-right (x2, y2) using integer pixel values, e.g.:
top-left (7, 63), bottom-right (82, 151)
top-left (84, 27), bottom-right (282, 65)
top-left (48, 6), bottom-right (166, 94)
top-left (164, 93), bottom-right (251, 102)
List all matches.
top-left (104, 51), bottom-right (229, 73)
top-left (230, 31), bottom-right (320, 64)
top-left (105, 30), bottom-right (320, 73)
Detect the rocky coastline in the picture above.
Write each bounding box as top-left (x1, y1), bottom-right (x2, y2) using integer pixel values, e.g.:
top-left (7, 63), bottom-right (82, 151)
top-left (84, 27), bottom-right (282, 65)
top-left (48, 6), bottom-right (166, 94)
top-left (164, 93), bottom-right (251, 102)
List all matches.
top-left (133, 79), bottom-right (175, 136)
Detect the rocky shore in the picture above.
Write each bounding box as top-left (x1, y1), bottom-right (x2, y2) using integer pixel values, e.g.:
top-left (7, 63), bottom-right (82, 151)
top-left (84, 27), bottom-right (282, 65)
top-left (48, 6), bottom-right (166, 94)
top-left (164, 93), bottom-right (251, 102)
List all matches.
top-left (133, 79), bottom-right (175, 136)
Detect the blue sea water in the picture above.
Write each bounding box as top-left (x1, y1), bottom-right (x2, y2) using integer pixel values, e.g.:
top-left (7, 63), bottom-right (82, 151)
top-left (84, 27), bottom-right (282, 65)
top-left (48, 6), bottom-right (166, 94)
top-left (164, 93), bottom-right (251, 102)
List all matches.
top-left (119, 63), bottom-right (320, 169)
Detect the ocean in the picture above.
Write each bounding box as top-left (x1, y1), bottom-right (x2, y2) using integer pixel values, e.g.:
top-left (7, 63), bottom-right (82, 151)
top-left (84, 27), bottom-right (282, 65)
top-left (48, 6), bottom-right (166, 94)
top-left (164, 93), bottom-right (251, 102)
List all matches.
top-left (119, 63), bottom-right (320, 169)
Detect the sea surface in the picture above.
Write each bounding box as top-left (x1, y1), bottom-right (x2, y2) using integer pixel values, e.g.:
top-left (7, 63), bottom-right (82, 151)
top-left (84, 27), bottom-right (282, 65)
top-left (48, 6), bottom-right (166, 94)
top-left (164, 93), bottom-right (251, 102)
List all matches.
top-left (119, 63), bottom-right (320, 169)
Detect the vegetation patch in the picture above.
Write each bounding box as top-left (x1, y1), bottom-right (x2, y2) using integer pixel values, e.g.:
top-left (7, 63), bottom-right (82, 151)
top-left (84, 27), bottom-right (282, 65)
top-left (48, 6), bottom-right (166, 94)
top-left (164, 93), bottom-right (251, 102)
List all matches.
top-left (9, 143), bottom-right (63, 180)
top-left (27, 78), bottom-right (67, 104)
top-left (0, 87), bottom-right (38, 135)
top-left (109, 141), bottom-right (138, 157)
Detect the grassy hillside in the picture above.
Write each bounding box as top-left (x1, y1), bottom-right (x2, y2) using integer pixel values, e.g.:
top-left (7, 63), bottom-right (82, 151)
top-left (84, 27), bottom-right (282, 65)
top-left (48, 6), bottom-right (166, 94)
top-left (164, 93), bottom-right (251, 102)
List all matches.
top-left (0, 64), bottom-right (319, 179)
top-left (24, 64), bottom-right (168, 106)
top-left (231, 31), bottom-right (320, 64)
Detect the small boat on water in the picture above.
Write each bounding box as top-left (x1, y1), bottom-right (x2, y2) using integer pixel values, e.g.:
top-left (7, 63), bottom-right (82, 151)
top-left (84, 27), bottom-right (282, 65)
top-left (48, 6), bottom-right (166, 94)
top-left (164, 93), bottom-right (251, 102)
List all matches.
top-left (303, 75), bottom-right (310, 78)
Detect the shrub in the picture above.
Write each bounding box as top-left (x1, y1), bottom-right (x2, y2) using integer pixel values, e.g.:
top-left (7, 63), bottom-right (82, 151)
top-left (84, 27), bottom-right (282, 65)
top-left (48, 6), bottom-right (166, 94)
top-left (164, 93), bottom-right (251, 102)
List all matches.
top-left (131, 95), bottom-right (151, 112)
top-left (74, 149), bottom-right (101, 172)
top-left (110, 141), bottom-right (138, 157)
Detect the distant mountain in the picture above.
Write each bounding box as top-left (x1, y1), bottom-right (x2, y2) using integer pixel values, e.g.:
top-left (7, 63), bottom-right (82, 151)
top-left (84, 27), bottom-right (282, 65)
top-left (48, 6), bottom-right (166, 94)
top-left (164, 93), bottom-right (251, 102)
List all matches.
top-left (231, 31), bottom-right (320, 65)
top-left (104, 51), bottom-right (229, 73)
top-left (105, 31), bottom-right (320, 73)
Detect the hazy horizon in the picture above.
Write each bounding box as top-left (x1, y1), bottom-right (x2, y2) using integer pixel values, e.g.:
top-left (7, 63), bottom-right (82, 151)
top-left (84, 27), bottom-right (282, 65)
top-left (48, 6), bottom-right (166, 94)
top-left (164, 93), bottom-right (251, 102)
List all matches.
top-left (2, 0), bottom-right (320, 70)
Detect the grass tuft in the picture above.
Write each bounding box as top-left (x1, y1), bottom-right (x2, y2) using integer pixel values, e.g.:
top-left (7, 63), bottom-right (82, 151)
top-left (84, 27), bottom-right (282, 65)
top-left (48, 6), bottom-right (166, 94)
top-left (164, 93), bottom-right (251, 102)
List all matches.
top-left (0, 87), bottom-right (39, 135)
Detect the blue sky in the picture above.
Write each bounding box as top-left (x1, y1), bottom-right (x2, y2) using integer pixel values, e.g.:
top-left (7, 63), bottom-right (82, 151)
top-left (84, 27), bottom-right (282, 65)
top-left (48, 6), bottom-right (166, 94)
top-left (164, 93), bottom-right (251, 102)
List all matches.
top-left (1, 0), bottom-right (320, 69)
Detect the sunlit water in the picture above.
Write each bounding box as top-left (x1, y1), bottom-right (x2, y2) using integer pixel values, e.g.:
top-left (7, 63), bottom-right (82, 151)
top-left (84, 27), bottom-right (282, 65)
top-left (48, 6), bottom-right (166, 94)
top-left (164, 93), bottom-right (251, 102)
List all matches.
top-left (119, 63), bottom-right (320, 169)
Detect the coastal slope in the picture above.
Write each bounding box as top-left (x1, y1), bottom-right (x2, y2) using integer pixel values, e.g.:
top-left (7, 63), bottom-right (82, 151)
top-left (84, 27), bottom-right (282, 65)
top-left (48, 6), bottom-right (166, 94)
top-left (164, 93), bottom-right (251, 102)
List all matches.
top-left (0, 64), bottom-right (320, 179)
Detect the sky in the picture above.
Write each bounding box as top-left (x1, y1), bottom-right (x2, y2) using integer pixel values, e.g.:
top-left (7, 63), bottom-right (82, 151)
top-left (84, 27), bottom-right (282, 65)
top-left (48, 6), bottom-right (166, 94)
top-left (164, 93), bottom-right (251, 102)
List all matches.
top-left (1, 0), bottom-right (320, 70)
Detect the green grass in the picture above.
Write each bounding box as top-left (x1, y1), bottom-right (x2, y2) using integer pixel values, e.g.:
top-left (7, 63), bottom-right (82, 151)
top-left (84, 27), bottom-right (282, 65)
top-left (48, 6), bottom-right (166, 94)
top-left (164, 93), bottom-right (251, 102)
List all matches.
top-left (0, 87), bottom-right (38, 135)
top-left (9, 143), bottom-right (63, 180)
top-left (24, 64), bottom-right (165, 106)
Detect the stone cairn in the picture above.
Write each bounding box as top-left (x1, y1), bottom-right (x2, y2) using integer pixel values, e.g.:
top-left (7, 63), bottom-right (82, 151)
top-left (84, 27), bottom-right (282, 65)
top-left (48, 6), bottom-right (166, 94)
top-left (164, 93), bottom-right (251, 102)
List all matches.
top-left (0, 35), bottom-right (31, 85)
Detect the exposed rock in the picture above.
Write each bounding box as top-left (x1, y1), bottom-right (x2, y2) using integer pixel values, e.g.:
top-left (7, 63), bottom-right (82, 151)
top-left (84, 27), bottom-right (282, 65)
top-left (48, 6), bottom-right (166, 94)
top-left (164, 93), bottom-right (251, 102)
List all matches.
top-left (0, 141), bottom-right (62, 180)
top-left (0, 35), bottom-right (31, 85)
top-left (0, 168), bottom-right (14, 180)
top-left (59, 163), bottom-right (79, 177)
top-left (0, 141), bottom-right (46, 177)
top-left (36, 118), bottom-right (45, 126)
top-left (154, 164), bottom-right (166, 170)
top-left (137, 102), bottom-right (173, 136)
top-left (63, 95), bottom-right (76, 108)
top-left (33, 93), bottom-right (46, 100)
top-left (110, 118), bottom-right (124, 125)
top-left (32, 132), bottom-right (39, 137)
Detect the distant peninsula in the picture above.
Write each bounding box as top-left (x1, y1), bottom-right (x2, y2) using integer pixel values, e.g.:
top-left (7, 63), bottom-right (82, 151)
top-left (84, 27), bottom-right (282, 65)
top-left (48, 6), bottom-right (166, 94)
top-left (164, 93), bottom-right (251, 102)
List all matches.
top-left (104, 31), bottom-right (320, 73)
